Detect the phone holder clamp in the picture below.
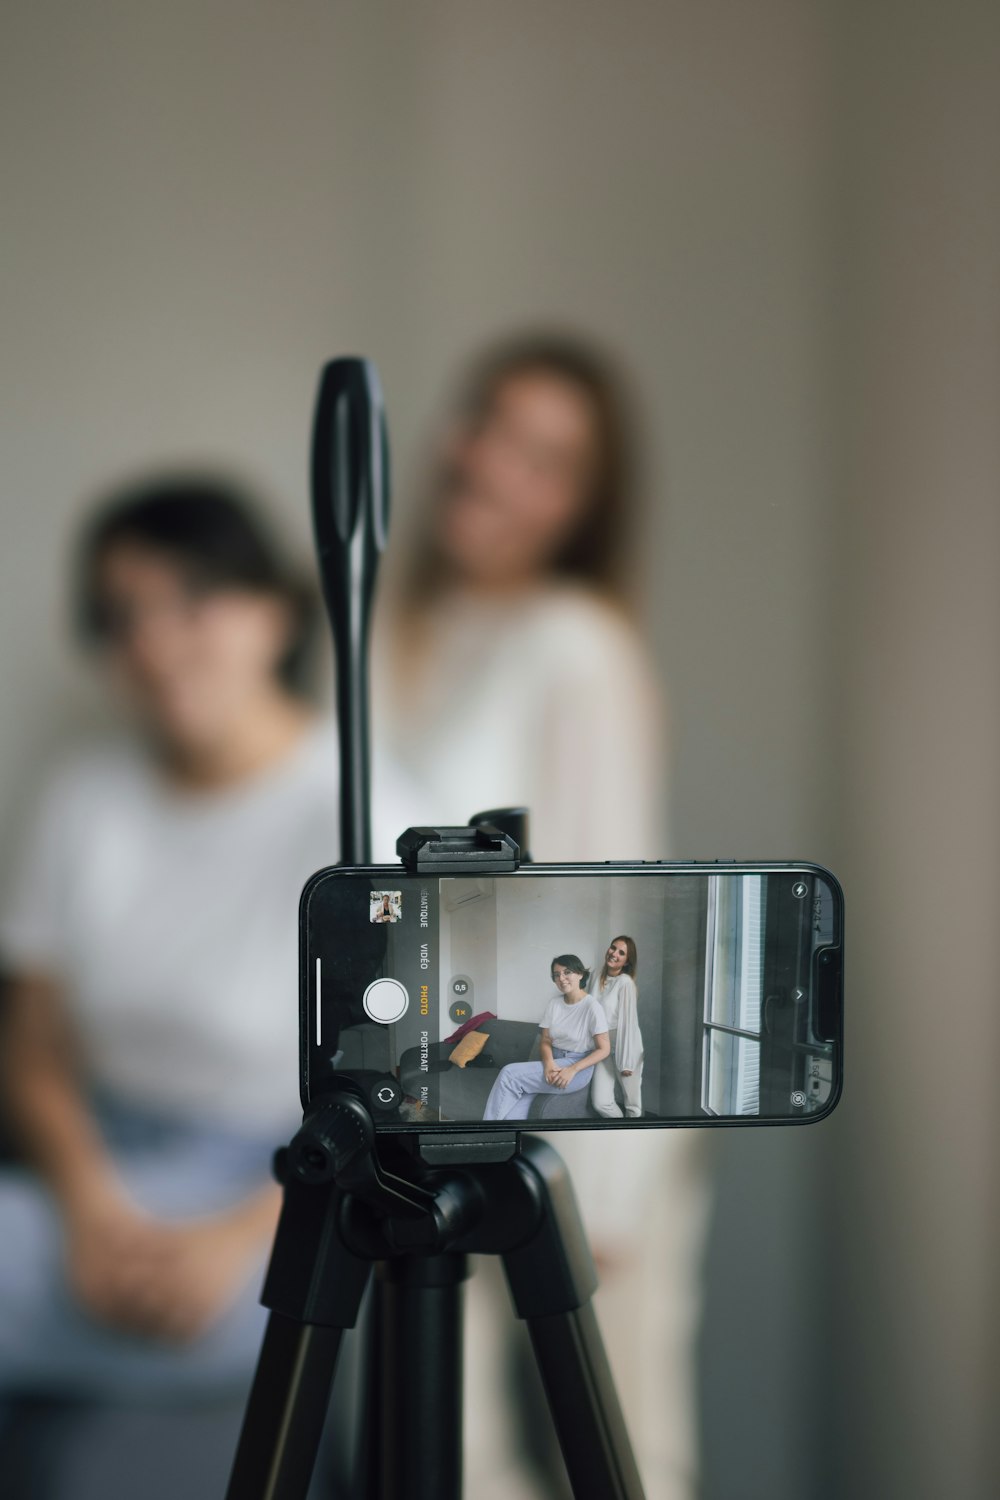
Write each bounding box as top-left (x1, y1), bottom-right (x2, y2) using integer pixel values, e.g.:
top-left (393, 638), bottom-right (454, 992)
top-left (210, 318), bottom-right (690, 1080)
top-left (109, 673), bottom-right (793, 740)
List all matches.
top-left (397, 822), bottom-right (520, 875)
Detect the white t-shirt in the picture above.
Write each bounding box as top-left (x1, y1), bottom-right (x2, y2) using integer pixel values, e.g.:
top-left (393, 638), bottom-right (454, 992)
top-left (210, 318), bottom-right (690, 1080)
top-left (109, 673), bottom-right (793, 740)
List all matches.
top-left (0, 725), bottom-right (416, 1136)
top-left (539, 992), bottom-right (609, 1055)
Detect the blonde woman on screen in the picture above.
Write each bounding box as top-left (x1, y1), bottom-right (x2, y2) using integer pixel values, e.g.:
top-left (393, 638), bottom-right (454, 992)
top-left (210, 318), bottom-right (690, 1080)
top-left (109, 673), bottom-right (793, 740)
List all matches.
top-left (375, 332), bottom-right (709, 1500)
top-left (590, 935), bottom-right (643, 1119)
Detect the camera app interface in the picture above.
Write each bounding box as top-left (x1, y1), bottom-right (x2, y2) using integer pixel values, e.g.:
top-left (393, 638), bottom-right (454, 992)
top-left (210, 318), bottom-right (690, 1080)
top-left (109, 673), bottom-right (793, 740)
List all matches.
top-left (305, 870), bottom-right (841, 1128)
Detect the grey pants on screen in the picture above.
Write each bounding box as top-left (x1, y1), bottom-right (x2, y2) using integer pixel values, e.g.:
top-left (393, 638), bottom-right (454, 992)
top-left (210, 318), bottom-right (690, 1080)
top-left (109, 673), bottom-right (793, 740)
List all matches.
top-left (482, 1048), bottom-right (593, 1120)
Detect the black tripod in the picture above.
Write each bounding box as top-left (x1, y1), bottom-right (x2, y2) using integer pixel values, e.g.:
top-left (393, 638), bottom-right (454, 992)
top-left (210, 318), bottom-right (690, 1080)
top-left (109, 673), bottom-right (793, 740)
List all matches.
top-left (224, 1080), bottom-right (644, 1500)
top-left (224, 358), bottom-right (645, 1500)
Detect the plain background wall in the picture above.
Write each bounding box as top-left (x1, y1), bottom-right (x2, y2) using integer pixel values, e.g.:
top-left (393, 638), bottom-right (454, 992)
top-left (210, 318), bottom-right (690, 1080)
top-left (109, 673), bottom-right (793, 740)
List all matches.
top-left (828, 5), bottom-right (1000, 1497)
top-left (492, 877), bottom-right (605, 1024)
top-left (2, 4), bottom-right (997, 1498)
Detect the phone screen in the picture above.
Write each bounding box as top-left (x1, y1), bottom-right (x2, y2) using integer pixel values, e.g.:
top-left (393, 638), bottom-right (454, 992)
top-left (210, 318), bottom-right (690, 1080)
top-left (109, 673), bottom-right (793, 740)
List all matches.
top-left (302, 865), bottom-right (842, 1131)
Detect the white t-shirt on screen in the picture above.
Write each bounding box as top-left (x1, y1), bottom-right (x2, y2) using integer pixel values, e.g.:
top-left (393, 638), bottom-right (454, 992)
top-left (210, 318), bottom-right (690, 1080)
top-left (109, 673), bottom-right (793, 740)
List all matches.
top-left (0, 724), bottom-right (416, 1137)
top-left (539, 992), bottom-right (609, 1054)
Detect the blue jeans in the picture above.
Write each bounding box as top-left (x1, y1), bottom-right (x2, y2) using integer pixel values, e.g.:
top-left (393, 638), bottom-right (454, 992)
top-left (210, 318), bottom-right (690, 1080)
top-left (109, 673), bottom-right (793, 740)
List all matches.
top-left (0, 1094), bottom-right (286, 1400)
top-left (482, 1049), bottom-right (593, 1121)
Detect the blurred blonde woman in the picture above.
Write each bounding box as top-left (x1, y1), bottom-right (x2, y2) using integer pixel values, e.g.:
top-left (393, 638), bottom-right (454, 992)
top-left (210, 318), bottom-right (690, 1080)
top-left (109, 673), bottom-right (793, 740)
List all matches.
top-left (375, 333), bottom-right (709, 1500)
top-left (377, 332), bottom-right (663, 858)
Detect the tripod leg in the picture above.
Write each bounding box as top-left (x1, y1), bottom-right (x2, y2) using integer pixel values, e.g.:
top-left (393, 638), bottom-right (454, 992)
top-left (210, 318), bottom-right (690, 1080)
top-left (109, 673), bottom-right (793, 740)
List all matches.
top-left (321, 1293), bottom-right (379, 1498)
top-left (225, 1314), bottom-right (348, 1500)
top-left (323, 1284), bottom-right (385, 1499)
top-left (522, 1304), bottom-right (644, 1500)
top-left (375, 1253), bottom-right (468, 1500)
top-left (226, 1169), bottom-right (374, 1500)
top-left (501, 1136), bottom-right (646, 1500)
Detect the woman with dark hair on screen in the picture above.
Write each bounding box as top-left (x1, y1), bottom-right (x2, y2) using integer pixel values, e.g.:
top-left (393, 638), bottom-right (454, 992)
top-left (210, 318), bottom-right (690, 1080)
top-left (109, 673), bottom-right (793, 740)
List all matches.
top-left (590, 935), bottom-right (644, 1119)
top-left (377, 333), bottom-right (707, 1500)
top-left (483, 955), bottom-right (610, 1121)
top-left (0, 476), bottom-right (409, 1488)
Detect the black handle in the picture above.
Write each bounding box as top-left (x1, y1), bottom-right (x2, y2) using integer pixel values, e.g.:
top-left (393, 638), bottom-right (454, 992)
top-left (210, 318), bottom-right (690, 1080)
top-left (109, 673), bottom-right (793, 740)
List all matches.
top-left (310, 357), bottom-right (390, 865)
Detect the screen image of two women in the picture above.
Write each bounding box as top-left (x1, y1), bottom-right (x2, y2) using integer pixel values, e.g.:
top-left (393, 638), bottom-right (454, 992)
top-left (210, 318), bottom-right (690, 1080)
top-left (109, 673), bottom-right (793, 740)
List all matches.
top-left (483, 936), bottom-right (643, 1121)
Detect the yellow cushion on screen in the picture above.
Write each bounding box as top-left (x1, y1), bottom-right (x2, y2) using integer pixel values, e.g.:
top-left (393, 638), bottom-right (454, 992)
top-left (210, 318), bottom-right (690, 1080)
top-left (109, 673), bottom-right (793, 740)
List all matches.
top-left (449, 1030), bottom-right (489, 1068)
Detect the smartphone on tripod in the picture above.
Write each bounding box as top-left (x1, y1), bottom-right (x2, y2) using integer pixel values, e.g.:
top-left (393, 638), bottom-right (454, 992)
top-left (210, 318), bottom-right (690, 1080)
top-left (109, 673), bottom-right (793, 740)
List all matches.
top-left (302, 860), bottom-right (842, 1134)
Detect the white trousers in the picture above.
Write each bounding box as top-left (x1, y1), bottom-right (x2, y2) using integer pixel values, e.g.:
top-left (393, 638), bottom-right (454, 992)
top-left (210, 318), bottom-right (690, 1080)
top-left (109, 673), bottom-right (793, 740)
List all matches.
top-left (590, 1049), bottom-right (643, 1118)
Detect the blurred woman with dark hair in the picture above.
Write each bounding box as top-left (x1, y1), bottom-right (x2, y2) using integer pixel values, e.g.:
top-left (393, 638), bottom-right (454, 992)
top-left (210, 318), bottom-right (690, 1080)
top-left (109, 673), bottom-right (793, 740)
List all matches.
top-left (377, 334), bottom-right (706, 1500)
top-left (0, 476), bottom-right (408, 1438)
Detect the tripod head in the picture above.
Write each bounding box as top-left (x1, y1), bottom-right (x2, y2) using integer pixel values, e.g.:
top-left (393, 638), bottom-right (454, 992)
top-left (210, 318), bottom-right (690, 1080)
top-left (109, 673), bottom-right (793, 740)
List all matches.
top-left (284, 1087), bottom-right (480, 1250)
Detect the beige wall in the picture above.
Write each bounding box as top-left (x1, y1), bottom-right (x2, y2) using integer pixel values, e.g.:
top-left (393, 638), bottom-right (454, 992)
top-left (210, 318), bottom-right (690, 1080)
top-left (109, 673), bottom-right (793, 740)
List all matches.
top-left (831, 4), bottom-right (1000, 1496)
top-left (0, 0), bottom-right (834, 864)
top-left (1, 3), bottom-right (997, 1496)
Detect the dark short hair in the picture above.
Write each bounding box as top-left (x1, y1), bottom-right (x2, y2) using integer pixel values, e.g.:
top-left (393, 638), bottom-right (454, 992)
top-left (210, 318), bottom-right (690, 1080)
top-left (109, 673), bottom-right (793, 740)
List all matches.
top-left (75, 474), bottom-right (318, 694)
top-left (551, 953), bottom-right (590, 986)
